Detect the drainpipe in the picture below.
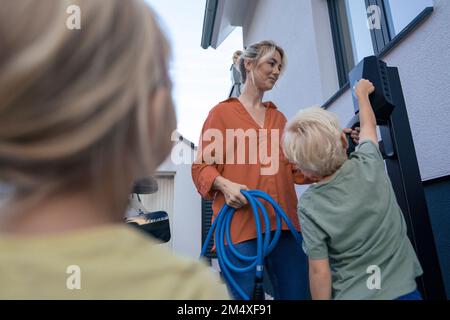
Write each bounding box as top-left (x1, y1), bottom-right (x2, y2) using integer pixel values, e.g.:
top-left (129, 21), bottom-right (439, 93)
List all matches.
top-left (201, 0), bottom-right (218, 49)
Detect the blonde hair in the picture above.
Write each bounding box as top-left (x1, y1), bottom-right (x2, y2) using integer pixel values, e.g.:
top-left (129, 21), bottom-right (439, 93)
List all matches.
top-left (283, 107), bottom-right (347, 177)
top-left (239, 40), bottom-right (286, 83)
top-left (0, 0), bottom-right (174, 212)
top-left (232, 50), bottom-right (242, 64)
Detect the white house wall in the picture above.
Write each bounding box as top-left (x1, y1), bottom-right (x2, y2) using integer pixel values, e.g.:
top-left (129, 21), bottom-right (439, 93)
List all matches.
top-left (158, 140), bottom-right (201, 259)
top-left (211, 0), bottom-right (258, 48)
top-left (172, 161), bottom-right (202, 259)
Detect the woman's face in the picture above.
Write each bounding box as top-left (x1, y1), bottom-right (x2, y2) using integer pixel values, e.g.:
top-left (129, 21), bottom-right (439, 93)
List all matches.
top-left (250, 50), bottom-right (283, 92)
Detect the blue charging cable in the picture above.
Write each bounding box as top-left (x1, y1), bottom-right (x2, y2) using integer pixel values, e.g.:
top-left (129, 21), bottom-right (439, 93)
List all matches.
top-left (200, 190), bottom-right (302, 300)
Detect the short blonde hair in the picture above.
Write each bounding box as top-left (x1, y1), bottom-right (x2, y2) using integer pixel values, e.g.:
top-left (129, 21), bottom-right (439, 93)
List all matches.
top-left (0, 0), bottom-right (174, 212)
top-left (239, 40), bottom-right (286, 83)
top-left (283, 107), bottom-right (347, 177)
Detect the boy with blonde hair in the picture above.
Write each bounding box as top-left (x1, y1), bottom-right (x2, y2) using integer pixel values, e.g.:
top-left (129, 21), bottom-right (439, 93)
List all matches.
top-left (283, 79), bottom-right (423, 300)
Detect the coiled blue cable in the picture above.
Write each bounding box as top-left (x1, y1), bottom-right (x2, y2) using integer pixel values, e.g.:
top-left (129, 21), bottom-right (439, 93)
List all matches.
top-left (200, 190), bottom-right (302, 300)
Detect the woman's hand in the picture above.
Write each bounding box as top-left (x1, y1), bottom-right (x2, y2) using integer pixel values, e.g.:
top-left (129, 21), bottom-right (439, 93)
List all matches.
top-left (343, 127), bottom-right (361, 145)
top-left (213, 176), bottom-right (249, 209)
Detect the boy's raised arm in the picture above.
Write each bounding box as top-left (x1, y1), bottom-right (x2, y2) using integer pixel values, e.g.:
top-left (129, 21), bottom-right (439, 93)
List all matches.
top-left (355, 79), bottom-right (378, 146)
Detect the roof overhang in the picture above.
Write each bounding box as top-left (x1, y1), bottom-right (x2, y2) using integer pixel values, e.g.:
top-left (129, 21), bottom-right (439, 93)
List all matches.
top-left (201, 0), bottom-right (255, 49)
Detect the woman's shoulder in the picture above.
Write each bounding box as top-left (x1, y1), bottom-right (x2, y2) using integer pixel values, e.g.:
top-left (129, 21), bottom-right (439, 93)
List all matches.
top-left (208, 98), bottom-right (241, 115)
top-left (214, 97), bottom-right (241, 108)
top-left (263, 101), bottom-right (278, 109)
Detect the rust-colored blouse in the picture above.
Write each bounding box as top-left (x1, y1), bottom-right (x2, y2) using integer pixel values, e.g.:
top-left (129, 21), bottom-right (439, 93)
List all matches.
top-left (192, 98), bottom-right (311, 245)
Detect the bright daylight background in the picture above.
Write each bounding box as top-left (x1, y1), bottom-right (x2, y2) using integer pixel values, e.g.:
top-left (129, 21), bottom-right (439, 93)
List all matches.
top-left (145, 0), bottom-right (243, 144)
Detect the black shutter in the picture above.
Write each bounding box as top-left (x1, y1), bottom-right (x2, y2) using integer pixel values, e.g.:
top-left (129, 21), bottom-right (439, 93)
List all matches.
top-left (201, 198), bottom-right (217, 261)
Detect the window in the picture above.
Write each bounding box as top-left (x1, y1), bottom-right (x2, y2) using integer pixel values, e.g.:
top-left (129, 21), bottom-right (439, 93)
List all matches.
top-left (345, 0), bottom-right (375, 67)
top-left (328, 0), bottom-right (433, 87)
top-left (385, 0), bottom-right (433, 37)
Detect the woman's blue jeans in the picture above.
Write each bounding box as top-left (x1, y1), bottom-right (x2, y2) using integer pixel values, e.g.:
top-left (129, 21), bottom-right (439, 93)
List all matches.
top-left (395, 289), bottom-right (423, 300)
top-left (223, 230), bottom-right (310, 300)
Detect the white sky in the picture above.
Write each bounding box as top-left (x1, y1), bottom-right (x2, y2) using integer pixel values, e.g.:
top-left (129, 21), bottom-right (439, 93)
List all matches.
top-left (145, 0), bottom-right (243, 144)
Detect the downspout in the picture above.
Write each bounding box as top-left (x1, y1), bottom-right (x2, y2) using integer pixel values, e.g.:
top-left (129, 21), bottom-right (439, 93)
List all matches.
top-left (201, 0), bottom-right (218, 49)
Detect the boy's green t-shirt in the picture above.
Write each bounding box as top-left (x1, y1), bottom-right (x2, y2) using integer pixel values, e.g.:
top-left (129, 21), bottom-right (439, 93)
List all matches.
top-left (298, 140), bottom-right (423, 300)
top-left (0, 224), bottom-right (229, 299)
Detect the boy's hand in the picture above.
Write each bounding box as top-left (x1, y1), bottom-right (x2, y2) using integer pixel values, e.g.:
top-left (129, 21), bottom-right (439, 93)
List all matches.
top-left (355, 79), bottom-right (378, 146)
top-left (343, 127), bottom-right (360, 145)
top-left (355, 79), bottom-right (375, 98)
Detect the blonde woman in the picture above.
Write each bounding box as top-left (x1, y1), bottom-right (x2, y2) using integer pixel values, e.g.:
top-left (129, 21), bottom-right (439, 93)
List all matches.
top-left (0, 0), bottom-right (228, 299)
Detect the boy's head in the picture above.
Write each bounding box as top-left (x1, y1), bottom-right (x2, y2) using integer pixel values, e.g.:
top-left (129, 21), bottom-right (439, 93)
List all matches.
top-left (283, 107), bottom-right (348, 180)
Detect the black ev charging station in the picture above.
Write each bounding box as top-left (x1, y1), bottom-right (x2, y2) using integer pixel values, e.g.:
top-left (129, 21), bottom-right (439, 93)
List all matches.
top-left (347, 56), bottom-right (446, 299)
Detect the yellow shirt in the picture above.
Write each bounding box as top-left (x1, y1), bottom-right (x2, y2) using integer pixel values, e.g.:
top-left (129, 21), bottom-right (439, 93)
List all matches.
top-left (0, 224), bottom-right (229, 299)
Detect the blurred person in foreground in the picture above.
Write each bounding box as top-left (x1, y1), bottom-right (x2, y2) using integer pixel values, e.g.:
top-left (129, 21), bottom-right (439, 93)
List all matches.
top-left (0, 0), bottom-right (228, 300)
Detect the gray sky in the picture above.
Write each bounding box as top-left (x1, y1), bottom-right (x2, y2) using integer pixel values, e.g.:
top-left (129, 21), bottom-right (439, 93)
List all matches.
top-left (145, 0), bottom-right (243, 144)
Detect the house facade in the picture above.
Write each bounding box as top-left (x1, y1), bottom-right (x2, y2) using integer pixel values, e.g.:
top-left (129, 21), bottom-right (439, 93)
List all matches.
top-left (152, 132), bottom-right (201, 258)
top-left (202, 0), bottom-right (450, 298)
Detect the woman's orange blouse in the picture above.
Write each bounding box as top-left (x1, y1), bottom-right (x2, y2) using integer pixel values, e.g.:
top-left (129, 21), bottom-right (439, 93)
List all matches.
top-left (192, 98), bottom-right (311, 245)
